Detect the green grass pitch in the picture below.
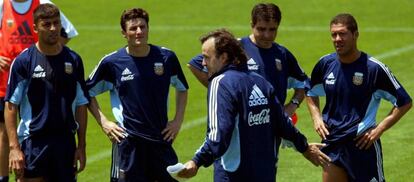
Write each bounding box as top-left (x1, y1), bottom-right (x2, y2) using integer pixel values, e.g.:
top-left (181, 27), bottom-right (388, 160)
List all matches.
top-left (17, 0), bottom-right (414, 181)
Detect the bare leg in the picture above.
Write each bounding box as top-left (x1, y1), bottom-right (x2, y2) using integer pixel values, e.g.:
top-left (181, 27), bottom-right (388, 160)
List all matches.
top-left (323, 163), bottom-right (348, 182)
top-left (0, 123), bottom-right (9, 178)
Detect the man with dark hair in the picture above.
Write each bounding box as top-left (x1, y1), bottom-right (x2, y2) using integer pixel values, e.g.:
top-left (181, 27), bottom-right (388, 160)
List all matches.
top-left (178, 29), bottom-right (330, 181)
top-left (187, 3), bottom-right (308, 161)
top-left (0, 1), bottom-right (77, 180)
top-left (250, 3), bottom-right (281, 29)
top-left (4, 3), bottom-right (87, 181)
top-left (188, 3), bottom-right (307, 117)
top-left (119, 7), bottom-right (148, 31)
top-left (307, 13), bottom-right (412, 181)
top-left (86, 7), bottom-right (188, 182)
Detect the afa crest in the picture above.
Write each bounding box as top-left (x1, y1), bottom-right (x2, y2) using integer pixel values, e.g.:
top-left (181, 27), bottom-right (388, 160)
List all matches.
top-left (64, 62), bottom-right (73, 74)
top-left (154, 62), bottom-right (164, 76)
top-left (275, 59), bottom-right (282, 71)
top-left (352, 72), bottom-right (363, 85)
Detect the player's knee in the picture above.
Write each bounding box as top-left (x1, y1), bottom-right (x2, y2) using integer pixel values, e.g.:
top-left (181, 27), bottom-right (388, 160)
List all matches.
top-left (0, 123), bottom-right (5, 130)
top-left (323, 164), bottom-right (348, 182)
top-left (0, 124), bottom-right (6, 134)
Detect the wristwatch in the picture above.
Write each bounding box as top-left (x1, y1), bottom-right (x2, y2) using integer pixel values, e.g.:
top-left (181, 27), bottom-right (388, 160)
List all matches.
top-left (291, 98), bottom-right (300, 107)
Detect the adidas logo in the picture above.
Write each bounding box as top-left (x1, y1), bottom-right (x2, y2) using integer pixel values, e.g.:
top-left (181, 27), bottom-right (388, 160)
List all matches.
top-left (247, 58), bottom-right (256, 65)
top-left (32, 65), bottom-right (46, 78)
top-left (327, 72), bottom-right (335, 79)
top-left (13, 21), bottom-right (33, 36)
top-left (8, 21), bottom-right (36, 45)
top-left (326, 72), bottom-right (336, 85)
top-left (247, 58), bottom-right (259, 70)
top-left (121, 68), bottom-right (134, 81)
top-left (122, 68), bottom-right (132, 75)
top-left (34, 65), bottom-right (44, 72)
top-left (369, 178), bottom-right (378, 182)
top-left (249, 84), bottom-right (268, 106)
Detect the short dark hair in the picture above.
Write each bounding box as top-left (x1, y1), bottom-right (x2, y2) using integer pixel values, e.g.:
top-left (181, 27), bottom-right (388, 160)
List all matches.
top-left (120, 8), bottom-right (149, 31)
top-left (200, 29), bottom-right (247, 67)
top-left (33, 3), bottom-right (60, 24)
top-left (330, 13), bottom-right (358, 33)
top-left (251, 3), bottom-right (281, 26)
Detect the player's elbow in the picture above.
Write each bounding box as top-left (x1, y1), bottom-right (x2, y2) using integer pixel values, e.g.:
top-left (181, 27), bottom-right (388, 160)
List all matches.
top-left (398, 101), bottom-right (412, 115)
top-left (405, 101), bottom-right (412, 110)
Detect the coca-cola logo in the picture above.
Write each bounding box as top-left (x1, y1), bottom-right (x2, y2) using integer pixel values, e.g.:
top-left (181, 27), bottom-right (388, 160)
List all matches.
top-left (248, 109), bottom-right (270, 126)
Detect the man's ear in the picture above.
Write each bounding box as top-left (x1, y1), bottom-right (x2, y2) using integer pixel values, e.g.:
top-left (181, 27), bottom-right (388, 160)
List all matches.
top-left (33, 23), bottom-right (38, 33)
top-left (121, 30), bottom-right (127, 38)
top-left (219, 52), bottom-right (228, 64)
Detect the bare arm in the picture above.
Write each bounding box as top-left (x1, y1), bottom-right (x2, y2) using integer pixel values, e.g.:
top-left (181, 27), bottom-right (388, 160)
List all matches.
top-left (174, 90), bottom-right (188, 124)
top-left (355, 101), bottom-right (412, 149)
top-left (162, 90), bottom-right (188, 142)
top-left (284, 88), bottom-right (305, 116)
top-left (293, 88), bottom-right (305, 103)
top-left (0, 56), bottom-right (11, 72)
top-left (306, 96), bottom-right (329, 139)
top-left (88, 97), bottom-right (125, 142)
top-left (187, 64), bottom-right (208, 87)
top-left (378, 102), bottom-right (412, 131)
top-left (4, 102), bottom-right (25, 179)
top-left (76, 105), bottom-right (87, 150)
top-left (88, 97), bottom-right (109, 126)
top-left (74, 104), bottom-right (87, 173)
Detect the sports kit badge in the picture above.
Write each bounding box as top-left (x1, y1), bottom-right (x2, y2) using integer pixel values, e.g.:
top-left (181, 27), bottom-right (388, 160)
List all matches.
top-left (352, 72), bottom-right (363, 85)
top-left (154, 62), bottom-right (164, 76)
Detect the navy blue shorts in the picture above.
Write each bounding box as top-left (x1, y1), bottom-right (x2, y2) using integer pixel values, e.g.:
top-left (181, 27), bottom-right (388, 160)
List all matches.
top-left (322, 139), bottom-right (385, 182)
top-left (21, 134), bottom-right (76, 181)
top-left (115, 136), bottom-right (178, 182)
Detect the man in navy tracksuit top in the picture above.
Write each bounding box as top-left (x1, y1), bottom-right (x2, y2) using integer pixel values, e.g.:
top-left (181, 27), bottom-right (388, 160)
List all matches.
top-left (86, 8), bottom-right (188, 182)
top-left (187, 3), bottom-right (309, 159)
top-left (178, 29), bottom-right (330, 181)
top-left (187, 3), bottom-right (308, 118)
top-left (4, 4), bottom-right (88, 181)
top-left (307, 13), bottom-right (412, 182)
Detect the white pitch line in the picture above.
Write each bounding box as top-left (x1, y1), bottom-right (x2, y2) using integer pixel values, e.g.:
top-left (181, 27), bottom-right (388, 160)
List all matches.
top-left (86, 116), bottom-right (207, 165)
top-left (86, 149), bottom-right (110, 165)
top-left (375, 43), bottom-right (414, 60)
top-left (76, 25), bottom-right (414, 33)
